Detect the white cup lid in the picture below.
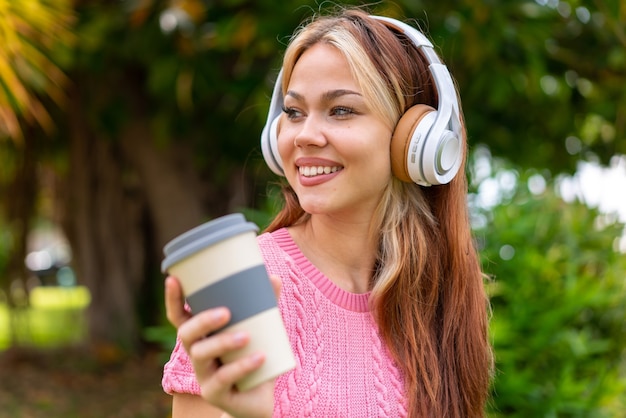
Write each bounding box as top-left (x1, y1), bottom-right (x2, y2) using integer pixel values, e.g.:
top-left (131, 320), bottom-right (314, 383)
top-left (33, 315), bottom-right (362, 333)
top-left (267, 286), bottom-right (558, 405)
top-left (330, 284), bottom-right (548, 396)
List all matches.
top-left (161, 213), bottom-right (259, 273)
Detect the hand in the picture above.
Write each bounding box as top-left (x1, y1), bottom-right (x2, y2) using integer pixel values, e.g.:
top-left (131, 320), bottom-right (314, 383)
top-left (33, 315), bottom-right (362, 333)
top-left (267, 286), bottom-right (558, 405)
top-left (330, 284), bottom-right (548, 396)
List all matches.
top-left (165, 275), bottom-right (282, 418)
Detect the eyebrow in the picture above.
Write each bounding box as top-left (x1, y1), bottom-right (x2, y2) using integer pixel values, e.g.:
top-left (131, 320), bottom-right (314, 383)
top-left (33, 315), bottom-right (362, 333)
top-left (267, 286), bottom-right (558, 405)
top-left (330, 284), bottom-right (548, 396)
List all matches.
top-left (285, 89), bottom-right (362, 103)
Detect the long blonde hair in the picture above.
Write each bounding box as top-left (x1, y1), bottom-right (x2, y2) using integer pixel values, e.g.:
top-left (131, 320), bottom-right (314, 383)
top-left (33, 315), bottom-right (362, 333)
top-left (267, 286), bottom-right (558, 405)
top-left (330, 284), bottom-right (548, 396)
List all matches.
top-left (265, 8), bottom-right (492, 418)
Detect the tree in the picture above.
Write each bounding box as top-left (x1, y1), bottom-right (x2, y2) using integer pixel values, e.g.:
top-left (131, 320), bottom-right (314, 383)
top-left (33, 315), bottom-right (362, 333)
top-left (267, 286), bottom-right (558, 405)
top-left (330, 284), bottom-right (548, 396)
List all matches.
top-left (4, 0), bottom-right (352, 351)
top-left (0, 0), bottom-right (624, 357)
top-left (0, 0), bottom-right (75, 307)
top-left (408, 0), bottom-right (626, 173)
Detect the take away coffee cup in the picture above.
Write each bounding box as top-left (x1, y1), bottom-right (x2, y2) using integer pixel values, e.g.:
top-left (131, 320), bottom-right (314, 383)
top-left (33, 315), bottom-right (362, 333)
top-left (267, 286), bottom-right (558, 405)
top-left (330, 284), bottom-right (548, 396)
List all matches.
top-left (161, 213), bottom-right (295, 391)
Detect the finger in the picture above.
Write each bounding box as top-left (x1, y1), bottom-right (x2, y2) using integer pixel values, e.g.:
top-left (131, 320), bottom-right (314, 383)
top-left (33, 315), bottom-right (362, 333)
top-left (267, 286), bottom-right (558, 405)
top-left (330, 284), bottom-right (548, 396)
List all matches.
top-left (165, 276), bottom-right (191, 327)
top-left (189, 330), bottom-right (249, 370)
top-left (268, 274), bottom-right (282, 299)
top-left (178, 307), bottom-right (231, 352)
top-left (202, 352), bottom-right (265, 398)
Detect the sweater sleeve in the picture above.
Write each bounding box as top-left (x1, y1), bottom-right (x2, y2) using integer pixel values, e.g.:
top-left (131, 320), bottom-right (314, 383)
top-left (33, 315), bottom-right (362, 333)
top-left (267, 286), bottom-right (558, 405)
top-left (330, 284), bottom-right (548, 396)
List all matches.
top-left (161, 333), bottom-right (202, 395)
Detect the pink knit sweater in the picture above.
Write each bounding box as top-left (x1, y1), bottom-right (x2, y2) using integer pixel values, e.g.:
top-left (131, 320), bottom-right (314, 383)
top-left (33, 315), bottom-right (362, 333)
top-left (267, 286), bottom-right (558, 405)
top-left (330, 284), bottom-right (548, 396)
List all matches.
top-left (162, 228), bottom-right (407, 417)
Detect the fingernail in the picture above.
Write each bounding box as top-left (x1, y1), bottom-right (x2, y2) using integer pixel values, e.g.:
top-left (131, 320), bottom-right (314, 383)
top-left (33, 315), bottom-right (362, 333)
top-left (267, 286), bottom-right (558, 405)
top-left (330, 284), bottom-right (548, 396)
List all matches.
top-left (232, 332), bottom-right (246, 345)
top-left (212, 308), bottom-right (226, 322)
top-left (250, 352), bottom-right (264, 366)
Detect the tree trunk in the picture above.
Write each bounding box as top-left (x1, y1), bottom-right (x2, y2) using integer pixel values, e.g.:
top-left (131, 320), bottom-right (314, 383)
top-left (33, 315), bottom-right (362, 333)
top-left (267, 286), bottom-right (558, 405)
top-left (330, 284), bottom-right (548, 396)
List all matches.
top-left (117, 120), bottom-right (206, 251)
top-left (60, 80), bottom-right (212, 354)
top-left (2, 128), bottom-right (38, 348)
top-left (3, 129), bottom-right (38, 299)
top-left (59, 55), bottom-right (258, 352)
top-left (62, 86), bottom-right (147, 353)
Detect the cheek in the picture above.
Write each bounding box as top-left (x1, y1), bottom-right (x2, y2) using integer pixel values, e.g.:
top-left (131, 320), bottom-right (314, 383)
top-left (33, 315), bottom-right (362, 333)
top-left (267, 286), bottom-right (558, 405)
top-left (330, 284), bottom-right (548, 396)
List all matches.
top-left (371, 143), bottom-right (394, 186)
top-left (362, 130), bottom-right (393, 172)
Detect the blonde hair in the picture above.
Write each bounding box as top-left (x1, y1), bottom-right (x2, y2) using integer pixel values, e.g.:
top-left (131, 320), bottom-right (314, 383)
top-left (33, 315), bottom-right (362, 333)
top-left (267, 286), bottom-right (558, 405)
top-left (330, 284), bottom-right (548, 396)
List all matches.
top-left (266, 8), bottom-right (492, 418)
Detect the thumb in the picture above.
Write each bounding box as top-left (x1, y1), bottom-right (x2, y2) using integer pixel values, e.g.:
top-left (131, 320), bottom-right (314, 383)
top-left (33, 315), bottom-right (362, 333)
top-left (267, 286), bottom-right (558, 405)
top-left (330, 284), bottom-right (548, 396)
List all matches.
top-left (165, 276), bottom-right (192, 328)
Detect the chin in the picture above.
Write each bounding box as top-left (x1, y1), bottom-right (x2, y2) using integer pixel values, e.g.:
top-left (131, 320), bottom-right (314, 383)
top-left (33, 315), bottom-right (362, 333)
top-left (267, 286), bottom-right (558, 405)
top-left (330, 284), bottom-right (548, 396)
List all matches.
top-left (299, 204), bottom-right (328, 215)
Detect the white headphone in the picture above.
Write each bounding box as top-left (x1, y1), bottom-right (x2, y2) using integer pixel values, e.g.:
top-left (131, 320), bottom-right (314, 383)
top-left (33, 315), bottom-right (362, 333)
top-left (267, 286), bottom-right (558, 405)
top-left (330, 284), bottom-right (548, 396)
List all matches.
top-left (260, 15), bottom-right (463, 187)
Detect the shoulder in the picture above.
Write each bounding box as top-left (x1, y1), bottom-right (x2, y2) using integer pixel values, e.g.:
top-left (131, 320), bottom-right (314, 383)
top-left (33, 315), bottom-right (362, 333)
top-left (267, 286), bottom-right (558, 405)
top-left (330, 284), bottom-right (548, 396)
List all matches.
top-left (257, 229), bottom-right (292, 276)
top-left (257, 229), bottom-right (284, 259)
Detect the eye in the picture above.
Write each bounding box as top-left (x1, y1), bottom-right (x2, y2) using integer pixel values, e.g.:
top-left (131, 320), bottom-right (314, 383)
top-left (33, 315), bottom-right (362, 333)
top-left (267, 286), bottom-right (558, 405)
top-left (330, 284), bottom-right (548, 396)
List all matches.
top-left (281, 105), bottom-right (302, 120)
top-left (331, 106), bottom-right (355, 118)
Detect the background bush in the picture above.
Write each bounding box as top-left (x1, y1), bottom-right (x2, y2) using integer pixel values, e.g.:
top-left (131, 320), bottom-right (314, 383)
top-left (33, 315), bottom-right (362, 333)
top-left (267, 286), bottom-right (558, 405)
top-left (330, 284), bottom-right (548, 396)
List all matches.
top-left (474, 170), bottom-right (626, 417)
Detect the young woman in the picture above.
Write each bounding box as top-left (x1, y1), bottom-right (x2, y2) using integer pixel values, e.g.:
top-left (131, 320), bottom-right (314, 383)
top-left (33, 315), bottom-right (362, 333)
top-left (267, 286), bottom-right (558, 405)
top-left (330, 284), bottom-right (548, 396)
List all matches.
top-left (163, 8), bottom-right (492, 418)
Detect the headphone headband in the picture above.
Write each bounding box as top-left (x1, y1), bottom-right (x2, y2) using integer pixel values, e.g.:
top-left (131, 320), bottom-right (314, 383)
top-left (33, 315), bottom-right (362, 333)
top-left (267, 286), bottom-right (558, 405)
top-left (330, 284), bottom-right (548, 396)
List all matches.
top-left (260, 15), bottom-right (463, 186)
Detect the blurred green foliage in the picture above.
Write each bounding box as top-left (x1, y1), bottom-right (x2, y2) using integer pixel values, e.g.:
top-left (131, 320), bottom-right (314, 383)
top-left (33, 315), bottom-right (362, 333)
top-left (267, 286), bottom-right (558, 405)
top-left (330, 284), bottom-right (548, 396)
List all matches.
top-left (0, 0), bottom-right (75, 140)
top-left (0, 1), bottom-right (625, 415)
top-left (33, 0), bottom-right (624, 173)
top-left (0, 227), bottom-right (11, 285)
top-left (424, 0), bottom-right (626, 173)
top-left (473, 168), bottom-right (626, 416)
top-left (0, 286), bottom-right (89, 350)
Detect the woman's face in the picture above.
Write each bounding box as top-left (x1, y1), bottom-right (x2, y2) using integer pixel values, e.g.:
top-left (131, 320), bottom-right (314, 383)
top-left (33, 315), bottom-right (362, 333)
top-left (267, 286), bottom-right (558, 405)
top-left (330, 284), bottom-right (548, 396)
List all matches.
top-left (277, 42), bottom-right (393, 221)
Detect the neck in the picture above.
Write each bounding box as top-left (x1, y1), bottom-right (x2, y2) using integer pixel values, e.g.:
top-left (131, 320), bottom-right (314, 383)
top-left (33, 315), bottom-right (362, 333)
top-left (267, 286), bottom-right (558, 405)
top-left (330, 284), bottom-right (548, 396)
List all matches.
top-left (289, 215), bottom-right (378, 294)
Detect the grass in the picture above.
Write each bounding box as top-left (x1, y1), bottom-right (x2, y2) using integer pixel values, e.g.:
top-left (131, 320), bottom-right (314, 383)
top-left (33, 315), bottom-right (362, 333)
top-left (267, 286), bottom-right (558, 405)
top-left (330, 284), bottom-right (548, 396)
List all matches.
top-left (0, 286), bottom-right (172, 417)
top-left (0, 286), bottom-right (91, 350)
top-left (0, 303), bottom-right (9, 349)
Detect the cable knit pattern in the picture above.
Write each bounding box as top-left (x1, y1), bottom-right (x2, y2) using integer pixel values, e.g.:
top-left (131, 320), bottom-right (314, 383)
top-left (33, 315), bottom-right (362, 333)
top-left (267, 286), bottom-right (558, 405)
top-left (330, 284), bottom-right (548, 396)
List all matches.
top-left (162, 228), bottom-right (407, 417)
top-left (301, 289), bottom-right (320, 415)
top-left (370, 315), bottom-right (391, 417)
top-left (390, 357), bottom-right (409, 417)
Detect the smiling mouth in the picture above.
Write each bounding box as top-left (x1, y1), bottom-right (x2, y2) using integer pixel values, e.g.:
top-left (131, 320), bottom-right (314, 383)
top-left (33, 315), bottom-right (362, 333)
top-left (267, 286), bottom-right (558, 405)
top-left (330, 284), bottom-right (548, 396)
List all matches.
top-left (298, 166), bottom-right (342, 177)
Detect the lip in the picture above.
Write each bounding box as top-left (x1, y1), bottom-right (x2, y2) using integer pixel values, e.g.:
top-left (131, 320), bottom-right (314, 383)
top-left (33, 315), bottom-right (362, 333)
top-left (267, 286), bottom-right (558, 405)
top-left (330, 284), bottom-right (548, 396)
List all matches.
top-left (295, 157), bottom-right (343, 187)
top-left (295, 157), bottom-right (342, 167)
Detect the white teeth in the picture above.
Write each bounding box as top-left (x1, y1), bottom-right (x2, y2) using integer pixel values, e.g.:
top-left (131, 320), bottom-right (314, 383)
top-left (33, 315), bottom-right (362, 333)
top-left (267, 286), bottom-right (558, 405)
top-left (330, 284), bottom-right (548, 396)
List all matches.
top-left (299, 166), bottom-right (340, 177)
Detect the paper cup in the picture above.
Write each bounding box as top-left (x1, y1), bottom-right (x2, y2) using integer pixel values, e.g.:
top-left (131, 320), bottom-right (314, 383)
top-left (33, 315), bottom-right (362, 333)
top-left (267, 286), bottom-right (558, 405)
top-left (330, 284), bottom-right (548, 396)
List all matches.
top-left (161, 213), bottom-right (295, 391)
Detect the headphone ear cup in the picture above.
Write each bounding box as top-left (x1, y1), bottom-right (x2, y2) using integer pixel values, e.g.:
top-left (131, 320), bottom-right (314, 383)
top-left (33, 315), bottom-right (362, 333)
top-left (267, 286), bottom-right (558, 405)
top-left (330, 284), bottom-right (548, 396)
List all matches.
top-left (261, 69), bottom-right (286, 176)
top-left (261, 115), bottom-right (284, 175)
top-left (390, 104), bottom-right (435, 183)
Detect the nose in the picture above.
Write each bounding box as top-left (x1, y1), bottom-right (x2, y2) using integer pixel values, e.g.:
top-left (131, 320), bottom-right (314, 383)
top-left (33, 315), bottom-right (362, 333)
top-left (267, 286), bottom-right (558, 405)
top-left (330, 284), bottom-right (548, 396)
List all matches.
top-left (292, 114), bottom-right (327, 148)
